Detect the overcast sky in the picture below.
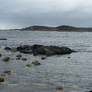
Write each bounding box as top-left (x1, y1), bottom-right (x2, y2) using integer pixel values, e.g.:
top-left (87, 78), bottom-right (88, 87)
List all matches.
top-left (0, 0), bottom-right (92, 29)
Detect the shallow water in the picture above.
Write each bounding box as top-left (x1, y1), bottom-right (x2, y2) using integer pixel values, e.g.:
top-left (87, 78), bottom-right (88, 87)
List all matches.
top-left (0, 30), bottom-right (92, 92)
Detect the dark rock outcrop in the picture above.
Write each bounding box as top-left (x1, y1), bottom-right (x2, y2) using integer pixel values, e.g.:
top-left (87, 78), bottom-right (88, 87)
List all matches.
top-left (0, 38), bottom-right (7, 40)
top-left (17, 44), bottom-right (75, 56)
top-left (0, 76), bottom-right (4, 82)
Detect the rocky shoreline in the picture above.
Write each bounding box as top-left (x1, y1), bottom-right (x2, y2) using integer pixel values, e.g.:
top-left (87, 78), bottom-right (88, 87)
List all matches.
top-left (0, 44), bottom-right (91, 92)
top-left (5, 44), bottom-right (75, 56)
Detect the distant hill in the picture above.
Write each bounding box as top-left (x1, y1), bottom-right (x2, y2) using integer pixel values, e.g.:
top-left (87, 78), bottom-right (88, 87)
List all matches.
top-left (21, 25), bottom-right (92, 32)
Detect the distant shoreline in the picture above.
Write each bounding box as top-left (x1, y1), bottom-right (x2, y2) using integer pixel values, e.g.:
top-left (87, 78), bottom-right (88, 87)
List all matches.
top-left (20, 25), bottom-right (92, 32)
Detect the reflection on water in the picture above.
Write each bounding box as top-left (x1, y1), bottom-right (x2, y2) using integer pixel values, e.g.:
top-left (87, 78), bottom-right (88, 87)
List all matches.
top-left (0, 30), bottom-right (92, 92)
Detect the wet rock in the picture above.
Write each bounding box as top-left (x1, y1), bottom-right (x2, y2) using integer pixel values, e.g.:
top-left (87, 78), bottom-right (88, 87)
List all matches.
top-left (17, 45), bottom-right (32, 54)
top-left (56, 86), bottom-right (64, 90)
top-left (16, 57), bottom-right (21, 60)
top-left (0, 74), bottom-right (6, 77)
top-left (32, 60), bottom-right (40, 65)
top-left (68, 56), bottom-right (71, 59)
top-left (41, 57), bottom-right (46, 60)
top-left (16, 54), bottom-right (22, 58)
top-left (72, 84), bottom-right (80, 88)
top-left (33, 83), bottom-right (46, 88)
top-left (2, 56), bottom-right (11, 62)
top-left (17, 44), bottom-right (75, 56)
top-left (4, 47), bottom-right (11, 50)
top-left (11, 48), bottom-right (17, 52)
top-left (22, 58), bottom-right (27, 61)
top-left (4, 70), bottom-right (12, 75)
top-left (59, 90), bottom-right (70, 92)
top-left (0, 38), bottom-right (7, 40)
top-left (26, 64), bottom-right (33, 67)
top-left (0, 54), bottom-right (2, 57)
top-left (0, 76), bottom-right (4, 82)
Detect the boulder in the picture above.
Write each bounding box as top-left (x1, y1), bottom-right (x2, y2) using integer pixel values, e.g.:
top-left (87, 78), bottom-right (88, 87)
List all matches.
top-left (32, 44), bottom-right (75, 56)
top-left (2, 56), bottom-right (11, 62)
top-left (4, 47), bottom-right (11, 50)
top-left (0, 76), bottom-right (4, 82)
top-left (22, 58), bottom-right (27, 61)
top-left (4, 70), bottom-right (12, 75)
top-left (16, 54), bottom-right (22, 58)
top-left (56, 86), bottom-right (64, 90)
top-left (17, 44), bottom-right (75, 56)
top-left (26, 64), bottom-right (33, 67)
top-left (32, 60), bottom-right (40, 65)
top-left (0, 38), bottom-right (7, 40)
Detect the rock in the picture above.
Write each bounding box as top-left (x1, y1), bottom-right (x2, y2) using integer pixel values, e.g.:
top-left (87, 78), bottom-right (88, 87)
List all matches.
top-left (32, 60), bottom-right (40, 65)
top-left (33, 83), bottom-right (46, 88)
top-left (4, 47), bottom-right (11, 50)
top-left (0, 38), bottom-right (7, 40)
top-left (0, 54), bottom-right (2, 57)
top-left (56, 86), bottom-right (64, 90)
top-left (2, 56), bottom-right (11, 62)
top-left (17, 44), bottom-right (75, 56)
top-left (72, 84), bottom-right (80, 88)
top-left (41, 57), bottom-right (46, 60)
top-left (32, 44), bottom-right (75, 56)
top-left (22, 58), bottom-right (27, 61)
top-left (16, 54), bottom-right (22, 58)
top-left (16, 57), bottom-right (21, 60)
top-left (26, 64), bottom-right (33, 67)
top-left (4, 70), bottom-right (12, 75)
top-left (89, 91), bottom-right (92, 92)
top-left (17, 45), bottom-right (32, 54)
top-left (68, 56), bottom-right (71, 59)
top-left (11, 48), bottom-right (17, 52)
top-left (59, 90), bottom-right (70, 92)
top-left (0, 74), bottom-right (6, 77)
top-left (0, 76), bottom-right (4, 82)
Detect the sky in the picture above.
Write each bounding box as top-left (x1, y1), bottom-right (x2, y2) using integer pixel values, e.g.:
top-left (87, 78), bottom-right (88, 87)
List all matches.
top-left (0, 0), bottom-right (92, 29)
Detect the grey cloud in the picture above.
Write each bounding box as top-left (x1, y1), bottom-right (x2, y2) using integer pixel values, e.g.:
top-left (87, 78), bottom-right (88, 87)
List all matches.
top-left (0, 0), bottom-right (92, 29)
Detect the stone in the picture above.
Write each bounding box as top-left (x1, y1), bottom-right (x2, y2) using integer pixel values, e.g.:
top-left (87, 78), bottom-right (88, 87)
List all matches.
top-left (2, 57), bottom-right (10, 62)
top-left (4, 47), bottom-right (11, 50)
top-left (32, 60), bottom-right (40, 65)
top-left (17, 44), bottom-right (75, 56)
top-left (0, 76), bottom-right (4, 82)
top-left (16, 54), bottom-right (22, 58)
top-left (59, 90), bottom-right (70, 92)
top-left (41, 57), bottom-right (46, 60)
top-left (11, 48), bottom-right (17, 52)
top-left (4, 70), bottom-right (12, 75)
top-left (0, 38), bottom-right (7, 40)
top-left (22, 58), bottom-right (27, 61)
top-left (26, 64), bottom-right (33, 67)
top-left (56, 86), bottom-right (64, 90)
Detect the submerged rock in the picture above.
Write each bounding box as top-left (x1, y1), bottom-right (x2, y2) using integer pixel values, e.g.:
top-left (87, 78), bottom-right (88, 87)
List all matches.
top-left (0, 76), bottom-right (4, 82)
top-left (59, 91), bottom-right (70, 92)
top-left (22, 58), bottom-right (27, 61)
top-left (26, 64), bottom-right (33, 67)
top-left (4, 47), bottom-right (11, 50)
top-left (4, 70), bottom-right (12, 75)
top-left (0, 54), bottom-right (2, 57)
top-left (11, 48), bottom-right (17, 52)
top-left (2, 56), bottom-right (11, 62)
top-left (56, 86), bottom-right (64, 90)
top-left (0, 38), bottom-right (7, 40)
top-left (16, 54), bottom-right (22, 58)
top-left (17, 44), bottom-right (75, 56)
top-left (32, 60), bottom-right (40, 65)
top-left (41, 57), bottom-right (46, 60)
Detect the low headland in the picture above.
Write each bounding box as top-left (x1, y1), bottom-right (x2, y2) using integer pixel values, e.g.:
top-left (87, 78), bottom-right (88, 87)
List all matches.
top-left (21, 25), bottom-right (92, 32)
